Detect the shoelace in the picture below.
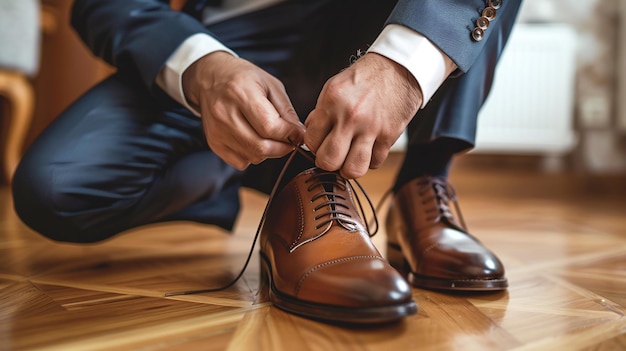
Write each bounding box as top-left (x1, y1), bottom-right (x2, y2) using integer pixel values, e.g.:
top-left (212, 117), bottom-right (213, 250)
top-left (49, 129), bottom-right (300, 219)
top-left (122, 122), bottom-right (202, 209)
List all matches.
top-left (308, 171), bottom-right (355, 230)
top-left (372, 176), bottom-right (467, 231)
top-left (419, 177), bottom-right (465, 228)
top-left (165, 144), bottom-right (378, 297)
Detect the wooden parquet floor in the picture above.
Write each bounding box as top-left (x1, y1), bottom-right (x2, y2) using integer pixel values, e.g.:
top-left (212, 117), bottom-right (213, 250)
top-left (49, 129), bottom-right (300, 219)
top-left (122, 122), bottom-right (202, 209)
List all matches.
top-left (1, 154), bottom-right (625, 350)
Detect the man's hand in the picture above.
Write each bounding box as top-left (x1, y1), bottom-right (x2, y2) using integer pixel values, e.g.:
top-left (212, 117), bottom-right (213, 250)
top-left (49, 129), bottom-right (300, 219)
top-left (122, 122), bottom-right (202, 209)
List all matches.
top-left (304, 53), bottom-right (423, 179)
top-left (182, 51), bottom-right (305, 170)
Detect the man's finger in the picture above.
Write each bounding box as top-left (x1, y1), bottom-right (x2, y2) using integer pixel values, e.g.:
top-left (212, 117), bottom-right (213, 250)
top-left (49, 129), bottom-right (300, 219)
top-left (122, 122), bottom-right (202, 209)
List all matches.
top-left (227, 109), bottom-right (299, 162)
top-left (215, 145), bottom-right (251, 171)
top-left (303, 109), bottom-right (331, 154)
top-left (314, 128), bottom-right (351, 172)
top-left (240, 93), bottom-right (304, 146)
top-left (267, 81), bottom-right (301, 124)
top-left (341, 136), bottom-right (374, 179)
top-left (267, 83), bottom-right (306, 145)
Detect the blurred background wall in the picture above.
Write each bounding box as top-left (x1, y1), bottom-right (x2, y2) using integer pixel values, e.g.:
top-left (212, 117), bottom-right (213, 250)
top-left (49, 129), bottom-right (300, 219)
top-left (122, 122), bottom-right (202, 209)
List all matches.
top-left (515, 0), bottom-right (626, 174)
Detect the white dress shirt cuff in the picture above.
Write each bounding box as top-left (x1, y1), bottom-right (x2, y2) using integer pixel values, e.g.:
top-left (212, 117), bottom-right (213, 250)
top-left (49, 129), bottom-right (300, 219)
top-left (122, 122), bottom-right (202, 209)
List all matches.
top-left (156, 33), bottom-right (237, 116)
top-left (368, 24), bottom-right (457, 108)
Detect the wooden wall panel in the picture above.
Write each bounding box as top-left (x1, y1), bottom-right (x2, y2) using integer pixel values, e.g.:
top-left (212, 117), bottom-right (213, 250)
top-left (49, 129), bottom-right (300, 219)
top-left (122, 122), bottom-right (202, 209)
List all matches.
top-left (28, 0), bottom-right (114, 147)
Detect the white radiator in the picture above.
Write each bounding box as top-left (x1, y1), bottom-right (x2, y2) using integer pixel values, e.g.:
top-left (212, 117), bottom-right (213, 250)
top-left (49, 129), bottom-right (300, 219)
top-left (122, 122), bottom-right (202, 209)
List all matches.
top-left (474, 23), bottom-right (578, 155)
top-left (392, 23), bottom-right (578, 155)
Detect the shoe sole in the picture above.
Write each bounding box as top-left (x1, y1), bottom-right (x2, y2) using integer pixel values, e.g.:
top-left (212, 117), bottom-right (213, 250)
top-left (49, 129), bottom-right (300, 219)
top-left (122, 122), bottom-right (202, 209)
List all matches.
top-left (387, 243), bottom-right (509, 292)
top-left (260, 253), bottom-right (418, 325)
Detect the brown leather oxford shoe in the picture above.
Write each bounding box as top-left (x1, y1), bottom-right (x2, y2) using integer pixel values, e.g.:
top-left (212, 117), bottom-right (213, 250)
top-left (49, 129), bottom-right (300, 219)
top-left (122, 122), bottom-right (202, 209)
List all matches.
top-left (260, 167), bottom-right (417, 324)
top-left (386, 176), bottom-right (507, 291)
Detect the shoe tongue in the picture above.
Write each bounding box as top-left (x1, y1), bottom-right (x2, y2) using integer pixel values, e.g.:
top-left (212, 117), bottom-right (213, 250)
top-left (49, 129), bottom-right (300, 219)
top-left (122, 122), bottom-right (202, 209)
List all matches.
top-left (276, 149), bottom-right (317, 192)
top-left (319, 173), bottom-right (337, 194)
top-left (320, 174), bottom-right (340, 215)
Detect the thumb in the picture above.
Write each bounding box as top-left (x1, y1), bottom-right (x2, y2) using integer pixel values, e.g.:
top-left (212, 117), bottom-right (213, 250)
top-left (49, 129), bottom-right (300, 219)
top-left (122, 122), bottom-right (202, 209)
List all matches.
top-left (267, 84), bottom-right (306, 146)
top-left (283, 117), bottom-right (306, 146)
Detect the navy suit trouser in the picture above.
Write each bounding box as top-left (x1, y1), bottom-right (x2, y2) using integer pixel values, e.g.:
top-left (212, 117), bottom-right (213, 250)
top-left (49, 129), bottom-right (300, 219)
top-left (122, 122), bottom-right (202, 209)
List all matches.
top-left (12, 0), bottom-right (519, 243)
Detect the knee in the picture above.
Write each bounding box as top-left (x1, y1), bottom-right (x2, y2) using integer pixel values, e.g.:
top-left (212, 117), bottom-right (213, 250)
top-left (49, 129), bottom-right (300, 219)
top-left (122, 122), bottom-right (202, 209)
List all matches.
top-left (12, 160), bottom-right (114, 243)
top-left (12, 158), bottom-right (49, 225)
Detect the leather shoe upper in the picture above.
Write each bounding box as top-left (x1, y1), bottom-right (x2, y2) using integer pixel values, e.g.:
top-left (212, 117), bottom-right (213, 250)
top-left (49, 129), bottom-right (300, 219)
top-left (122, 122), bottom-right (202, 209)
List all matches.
top-left (386, 176), bottom-right (506, 285)
top-left (261, 168), bottom-right (413, 308)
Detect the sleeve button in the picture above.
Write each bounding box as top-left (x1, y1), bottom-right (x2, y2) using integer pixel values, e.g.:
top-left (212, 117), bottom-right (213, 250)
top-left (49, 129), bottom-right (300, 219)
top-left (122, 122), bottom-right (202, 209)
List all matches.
top-left (489, 0), bottom-right (503, 9)
top-left (477, 16), bottom-right (490, 30)
top-left (482, 7), bottom-right (496, 21)
top-left (471, 27), bottom-right (484, 41)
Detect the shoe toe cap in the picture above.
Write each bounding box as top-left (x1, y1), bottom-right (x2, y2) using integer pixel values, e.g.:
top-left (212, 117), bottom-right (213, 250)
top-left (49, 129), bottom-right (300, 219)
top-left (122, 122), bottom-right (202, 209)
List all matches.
top-left (296, 257), bottom-right (413, 307)
top-left (421, 228), bottom-right (505, 279)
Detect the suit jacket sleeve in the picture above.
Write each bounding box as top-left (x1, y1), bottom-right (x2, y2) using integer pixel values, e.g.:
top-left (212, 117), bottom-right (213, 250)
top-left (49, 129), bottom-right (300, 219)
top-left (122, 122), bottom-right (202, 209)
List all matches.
top-left (387, 0), bottom-right (521, 73)
top-left (71, 0), bottom-right (212, 93)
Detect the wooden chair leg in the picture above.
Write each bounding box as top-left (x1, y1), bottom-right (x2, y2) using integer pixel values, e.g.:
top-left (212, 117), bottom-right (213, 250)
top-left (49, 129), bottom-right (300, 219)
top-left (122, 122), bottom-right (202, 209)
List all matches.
top-left (0, 70), bottom-right (34, 184)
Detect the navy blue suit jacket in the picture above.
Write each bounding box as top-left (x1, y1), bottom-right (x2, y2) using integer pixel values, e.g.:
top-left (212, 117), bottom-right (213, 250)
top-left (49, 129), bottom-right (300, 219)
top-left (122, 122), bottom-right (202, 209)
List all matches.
top-left (71, 0), bottom-right (519, 96)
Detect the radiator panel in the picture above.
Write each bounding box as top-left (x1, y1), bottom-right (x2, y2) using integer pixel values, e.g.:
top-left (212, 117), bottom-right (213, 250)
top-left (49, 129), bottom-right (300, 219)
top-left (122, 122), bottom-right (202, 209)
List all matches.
top-left (474, 23), bottom-right (578, 154)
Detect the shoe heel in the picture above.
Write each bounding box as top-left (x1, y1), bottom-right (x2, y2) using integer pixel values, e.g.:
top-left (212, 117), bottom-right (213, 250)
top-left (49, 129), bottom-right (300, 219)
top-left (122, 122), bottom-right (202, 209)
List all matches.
top-left (386, 242), bottom-right (409, 276)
